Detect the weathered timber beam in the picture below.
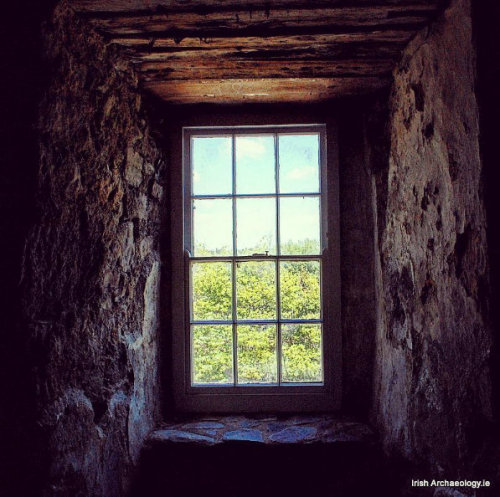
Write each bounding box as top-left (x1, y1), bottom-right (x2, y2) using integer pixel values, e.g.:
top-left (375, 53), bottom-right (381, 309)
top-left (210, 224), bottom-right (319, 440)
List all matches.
top-left (86, 5), bottom-right (438, 38)
top-left (142, 77), bottom-right (390, 104)
top-left (127, 41), bottom-right (404, 63)
top-left (109, 30), bottom-right (416, 50)
top-left (71, 0), bottom-right (443, 15)
top-left (136, 58), bottom-right (394, 81)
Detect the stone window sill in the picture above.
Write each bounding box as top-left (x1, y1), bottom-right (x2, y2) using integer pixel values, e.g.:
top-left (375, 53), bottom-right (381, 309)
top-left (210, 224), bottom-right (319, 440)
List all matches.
top-left (146, 415), bottom-right (375, 446)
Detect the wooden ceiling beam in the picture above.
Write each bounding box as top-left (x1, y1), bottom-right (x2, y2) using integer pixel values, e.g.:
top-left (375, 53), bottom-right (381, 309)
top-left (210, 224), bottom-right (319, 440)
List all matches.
top-left (71, 0), bottom-right (443, 15)
top-left (110, 30), bottom-right (414, 50)
top-left (143, 77), bottom-right (390, 104)
top-left (136, 58), bottom-right (394, 81)
top-left (126, 42), bottom-right (404, 64)
top-left (86, 5), bottom-right (438, 38)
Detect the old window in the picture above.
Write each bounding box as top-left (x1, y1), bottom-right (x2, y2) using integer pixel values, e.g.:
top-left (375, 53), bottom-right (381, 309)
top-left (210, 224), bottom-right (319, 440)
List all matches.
top-left (171, 123), bottom-right (340, 412)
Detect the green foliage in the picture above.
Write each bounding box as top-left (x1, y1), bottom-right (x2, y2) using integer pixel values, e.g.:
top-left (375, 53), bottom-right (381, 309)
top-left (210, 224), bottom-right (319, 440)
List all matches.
top-left (281, 261), bottom-right (320, 319)
top-left (192, 325), bottom-right (233, 384)
top-left (192, 262), bottom-right (232, 320)
top-left (237, 325), bottom-right (277, 383)
top-left (236, 261), bottom-right (276, 319)
top-left (282, 324), bottom-right (322, 382)
top-left (191, 239), bottom-right (322, 384)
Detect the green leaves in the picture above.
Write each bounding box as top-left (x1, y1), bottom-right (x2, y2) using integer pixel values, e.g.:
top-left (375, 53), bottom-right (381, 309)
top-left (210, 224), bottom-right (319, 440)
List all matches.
top-left (281, 261), bottom-right (320, 320)
top-left (191, 256), bottom-right (322, 384)
top-left (192, 262), bottom-right (232, 320)
top-left (192, 325), bottom-right (233, 384)
top-left (236, 261), bottom-right (276, 319)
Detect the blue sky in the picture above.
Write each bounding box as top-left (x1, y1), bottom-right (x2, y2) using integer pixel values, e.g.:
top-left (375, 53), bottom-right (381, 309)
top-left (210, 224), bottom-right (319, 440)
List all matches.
top-left (191, 133), bottom-right (321, 255)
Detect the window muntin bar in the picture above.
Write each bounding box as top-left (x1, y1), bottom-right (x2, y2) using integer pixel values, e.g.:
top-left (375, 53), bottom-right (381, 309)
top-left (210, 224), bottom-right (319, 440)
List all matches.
top-left (187, 126), bottom-right (326, 387)
top-left (192, 192), bottom-right (321, 199)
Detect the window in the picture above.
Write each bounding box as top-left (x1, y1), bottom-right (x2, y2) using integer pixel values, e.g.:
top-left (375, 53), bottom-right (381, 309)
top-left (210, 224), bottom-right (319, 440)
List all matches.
top-left (171, 123), bottom-right (340, 412)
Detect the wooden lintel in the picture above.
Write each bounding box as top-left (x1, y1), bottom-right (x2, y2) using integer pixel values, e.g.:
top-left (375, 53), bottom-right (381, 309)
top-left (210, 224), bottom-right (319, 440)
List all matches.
top-left (127, 42), bottom-right (403, 64)
top-left (109, 30), bottom-right (415, 50)
top-left (142, 77), bottom-right (390, 104)
top-left (136, 58), bottom-right (394, 81)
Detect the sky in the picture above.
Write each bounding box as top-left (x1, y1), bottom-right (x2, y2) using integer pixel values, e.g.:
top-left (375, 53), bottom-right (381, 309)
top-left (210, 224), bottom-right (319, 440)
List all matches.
top-left (191, 133), bottom-right (322, 255)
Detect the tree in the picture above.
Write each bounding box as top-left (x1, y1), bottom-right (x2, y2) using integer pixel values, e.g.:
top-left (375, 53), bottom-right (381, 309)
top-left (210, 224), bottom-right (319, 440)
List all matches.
top-left (191, 239), bottom-right (322, 384)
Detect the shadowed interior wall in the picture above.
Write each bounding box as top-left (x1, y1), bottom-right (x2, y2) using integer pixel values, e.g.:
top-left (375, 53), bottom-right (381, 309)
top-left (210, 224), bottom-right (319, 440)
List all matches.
top-left (372, 0), bottom-right (493, 478)
top-left (0, 1), bottom-right (54, 494)
top-left (19, 2), bottom-right (166, 495)
top-left (338, 102), bottom-right (382, 417)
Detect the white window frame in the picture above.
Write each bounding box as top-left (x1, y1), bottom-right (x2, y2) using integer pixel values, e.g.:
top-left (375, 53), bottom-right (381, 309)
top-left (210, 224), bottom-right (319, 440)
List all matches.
top-left (170, 122), bottom-right (341, 413)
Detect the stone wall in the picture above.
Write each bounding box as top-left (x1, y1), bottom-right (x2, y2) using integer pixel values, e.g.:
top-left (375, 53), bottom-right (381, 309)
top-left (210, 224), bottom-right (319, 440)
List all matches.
top-left (372, 0), bottom-right (493, 480)
top-left (20, 3), bottom-right (166, 495)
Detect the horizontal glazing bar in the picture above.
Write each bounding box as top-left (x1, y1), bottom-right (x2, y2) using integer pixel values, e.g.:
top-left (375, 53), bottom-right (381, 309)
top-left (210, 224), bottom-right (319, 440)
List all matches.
top-left (190, 382), bottom-right (324, 388)
top-left (191, 319), bottom-right (323, 325)
top-left (192, 192), bottom-right (321, 199)
top-left (190, 255), bottom-right (322, 262)
top-left (185, 125), bottom-right (324, 136)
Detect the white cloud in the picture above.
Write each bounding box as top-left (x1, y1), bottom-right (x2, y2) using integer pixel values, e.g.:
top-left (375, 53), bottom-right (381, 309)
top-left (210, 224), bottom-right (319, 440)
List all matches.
top-left (236, 137), bottom-right (268, 158)
top-left (286, 165), bottom-right (316, 180)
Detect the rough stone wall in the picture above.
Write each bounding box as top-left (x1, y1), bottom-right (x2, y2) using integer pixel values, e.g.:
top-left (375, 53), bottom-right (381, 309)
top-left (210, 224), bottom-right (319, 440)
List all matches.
top-left (372, 0), bottom-right (492, 478)
top-left (20, 3), bottom-right (166, 495)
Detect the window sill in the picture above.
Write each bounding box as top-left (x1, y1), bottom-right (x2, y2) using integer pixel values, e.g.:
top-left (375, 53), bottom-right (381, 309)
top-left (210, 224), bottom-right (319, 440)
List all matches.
top-left (146, 415), bottom-right (375, 447)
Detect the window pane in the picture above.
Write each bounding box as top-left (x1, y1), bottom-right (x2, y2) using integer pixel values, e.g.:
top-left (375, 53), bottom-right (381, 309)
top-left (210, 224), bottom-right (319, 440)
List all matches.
top-left (192, 136), bottom-right (232, 195)
top-left (236, 198), bottom-right (276, 255)
top-left (192, 262), bottom-right (232, 321)
top-left (280, 197), bottom-right (320, 255)
top-left (192, 325), bottom-right (233, 385)
top-left (281, 324), bottom-right (322, 383)
top-left (235, 135), bottom-right (275, 194)
top-left (237, 325), bottom-right (277, 384)
top-left (279, 134), bottom-right (320, 193)
top-left (236, 261), bottom-right (276, 320)
top-left (280, 261), bottom-right (321, 320)
top-left (193, 198), bottom-right (232, 256)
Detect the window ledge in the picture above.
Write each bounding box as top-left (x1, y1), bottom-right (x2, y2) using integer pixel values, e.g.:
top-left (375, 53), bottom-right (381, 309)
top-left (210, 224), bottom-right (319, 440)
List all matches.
top-left (146, 415), bottom-right (375, 447)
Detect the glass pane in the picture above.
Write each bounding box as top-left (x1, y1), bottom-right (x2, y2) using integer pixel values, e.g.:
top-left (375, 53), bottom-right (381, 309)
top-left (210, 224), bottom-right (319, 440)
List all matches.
top-left (280, 197), bottom-right (320, 255)
top-left (192, 325), bottom-right (233, 385)
top-left (192, 136), bottom-right (232, 195)
top-left (193, 198), bottom-right (232, 256)
top-left (236, 198), bottom-right (276, 255)
top-left (280, 261), bottom-right (321, 320)
top-left (192, 262), bottom-right (232, 321)
top-left (279, 134), bottom-right (320, 193)
top-left (281, 324), bottom-right (322, 383)
top-left (237, 325), bottom-right (277, 384)
top-left (235, 135), bottom-right (275, 194)
top-left (236, 261), bottom-right (276, 320)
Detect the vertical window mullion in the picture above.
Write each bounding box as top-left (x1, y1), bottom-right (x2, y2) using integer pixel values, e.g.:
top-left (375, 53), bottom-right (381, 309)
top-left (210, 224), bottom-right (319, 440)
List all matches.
top-left (275, 133), bottom-right (282, 386)
top-left (319, 129), bottom-right (326, 381)
top-left (187, 134), bottom-right (194, 389)
top-left (231, 134), bottom-right (238, 386)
